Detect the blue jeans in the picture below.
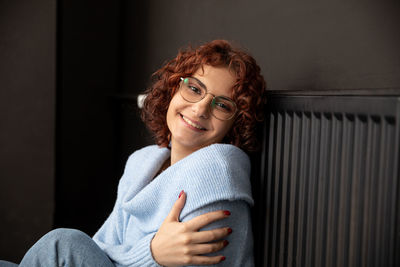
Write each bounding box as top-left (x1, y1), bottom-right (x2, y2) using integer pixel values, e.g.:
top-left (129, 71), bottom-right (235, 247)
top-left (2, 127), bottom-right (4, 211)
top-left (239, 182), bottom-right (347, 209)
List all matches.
top-left (0, 228), bottom-right (115, 267)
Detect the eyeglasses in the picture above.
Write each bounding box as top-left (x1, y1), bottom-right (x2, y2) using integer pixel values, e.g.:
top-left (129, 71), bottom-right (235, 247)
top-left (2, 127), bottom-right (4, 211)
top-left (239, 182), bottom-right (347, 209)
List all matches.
top-left (179, 77), bottom-right (237, 120)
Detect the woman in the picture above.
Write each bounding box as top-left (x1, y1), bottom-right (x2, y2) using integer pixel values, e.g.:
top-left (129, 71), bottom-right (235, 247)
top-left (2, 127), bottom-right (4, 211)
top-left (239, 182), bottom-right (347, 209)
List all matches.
top-left (0, 39), bottom-right (266, 267)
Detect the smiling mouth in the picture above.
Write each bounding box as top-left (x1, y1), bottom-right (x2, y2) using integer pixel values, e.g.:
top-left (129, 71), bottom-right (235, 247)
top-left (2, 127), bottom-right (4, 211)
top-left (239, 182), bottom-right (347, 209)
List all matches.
top-left (180, 114), bottom-right (207, 131)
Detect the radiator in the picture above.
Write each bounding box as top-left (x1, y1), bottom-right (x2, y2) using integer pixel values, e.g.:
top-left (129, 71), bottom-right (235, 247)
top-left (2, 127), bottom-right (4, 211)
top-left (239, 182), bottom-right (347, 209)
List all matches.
top-left (253, 95), bottom-right (400, 267)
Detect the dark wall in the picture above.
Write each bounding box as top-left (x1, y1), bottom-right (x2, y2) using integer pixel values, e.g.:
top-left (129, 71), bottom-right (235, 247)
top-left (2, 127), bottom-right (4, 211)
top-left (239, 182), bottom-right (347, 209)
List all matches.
top-left (54, 0), bottom-right (121, 234)
top-left (0, 0), bottom-right (56, 262)
top-left (120, 0), bottom-right (400, 94)
top-left (261, 0), bottom-right (400, 90)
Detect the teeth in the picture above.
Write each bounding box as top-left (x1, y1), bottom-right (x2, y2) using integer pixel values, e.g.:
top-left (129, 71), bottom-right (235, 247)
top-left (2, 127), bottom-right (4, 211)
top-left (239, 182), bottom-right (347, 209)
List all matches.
top-left (182, 115), bottom-right (204, 130)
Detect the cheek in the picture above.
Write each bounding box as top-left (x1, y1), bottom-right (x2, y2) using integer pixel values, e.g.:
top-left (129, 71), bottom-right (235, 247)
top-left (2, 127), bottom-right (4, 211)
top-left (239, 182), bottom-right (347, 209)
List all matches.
top-left (166, 105), bottom-right (174, 131)
top-left (215, 120), bottom-right (234, 139)
top-left (166, 102), bottom-right (174, 130)
top-left (167, 94), bottom-right (182, 112)
top-left (166, 95), bottom-right (183, 129)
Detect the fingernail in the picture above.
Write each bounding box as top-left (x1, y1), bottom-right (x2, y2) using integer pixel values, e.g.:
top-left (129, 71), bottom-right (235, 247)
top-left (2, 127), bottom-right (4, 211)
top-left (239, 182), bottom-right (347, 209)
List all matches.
top-left (221, 256), bottom-right (226, 261)
top-left (227, 228), bottom-right (233, 234)
top-left (223, 210), bottom-right (231, 216)
top-left (223, 240), bottom-right (229, 247)
top-left (178, 190), bottom-right (184, 198)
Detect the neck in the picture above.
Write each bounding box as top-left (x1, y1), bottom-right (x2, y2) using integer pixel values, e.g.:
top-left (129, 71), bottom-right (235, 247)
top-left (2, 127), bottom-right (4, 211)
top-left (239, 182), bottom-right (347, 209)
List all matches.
top-left (170, 141), bottom-right (199, 165)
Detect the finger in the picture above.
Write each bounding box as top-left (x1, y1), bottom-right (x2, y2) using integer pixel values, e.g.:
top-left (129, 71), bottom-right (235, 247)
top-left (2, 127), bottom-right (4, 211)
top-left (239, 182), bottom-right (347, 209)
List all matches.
top-left (189, 240), bottom-right (229, 255)
top-left (190, 227), bottom-right (232, 243)
top-left (165, 190), bottom-right (186, 222)
top-left (184, 210), bottom-right (231, 231)
top-left (185, 255), bottom-right (226, 265)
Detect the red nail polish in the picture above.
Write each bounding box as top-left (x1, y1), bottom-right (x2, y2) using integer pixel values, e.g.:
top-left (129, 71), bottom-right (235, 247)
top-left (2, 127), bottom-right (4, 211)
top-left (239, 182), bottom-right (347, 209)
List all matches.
top-left (227, 228), bottom-right (233, 234)
top-left (221, 256), bottom-right (226, 261)
top-left (223, 240), bottom-right (229, 246)
top-left (178, 190), bottom-right (184, 198)
top-left (223, 210), bottom-right (231, 216)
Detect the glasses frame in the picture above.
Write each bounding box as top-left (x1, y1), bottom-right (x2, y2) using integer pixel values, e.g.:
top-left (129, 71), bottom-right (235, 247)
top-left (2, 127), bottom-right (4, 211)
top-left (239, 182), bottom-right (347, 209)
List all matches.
top-left (179, 77), bottom-right (238, 121)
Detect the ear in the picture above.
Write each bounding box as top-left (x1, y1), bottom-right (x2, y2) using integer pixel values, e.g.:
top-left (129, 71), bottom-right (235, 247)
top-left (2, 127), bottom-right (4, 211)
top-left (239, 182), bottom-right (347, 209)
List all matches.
top-left (167, 132), bottom-right (172, 145)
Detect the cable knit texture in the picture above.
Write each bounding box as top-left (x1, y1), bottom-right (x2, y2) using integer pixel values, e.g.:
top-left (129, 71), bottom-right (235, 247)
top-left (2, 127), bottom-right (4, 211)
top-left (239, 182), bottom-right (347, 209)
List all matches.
top-left (93, 144), bottom-right (254, 267)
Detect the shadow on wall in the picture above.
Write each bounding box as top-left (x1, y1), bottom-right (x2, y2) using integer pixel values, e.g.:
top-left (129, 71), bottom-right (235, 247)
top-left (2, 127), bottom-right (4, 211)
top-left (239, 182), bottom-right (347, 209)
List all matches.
top-left (0, 0), bottom-right (56, 263)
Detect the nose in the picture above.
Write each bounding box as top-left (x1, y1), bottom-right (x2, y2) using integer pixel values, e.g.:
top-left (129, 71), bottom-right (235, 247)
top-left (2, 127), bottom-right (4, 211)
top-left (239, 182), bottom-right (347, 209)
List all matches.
top-left (191, 94), bottom-right (213, 119)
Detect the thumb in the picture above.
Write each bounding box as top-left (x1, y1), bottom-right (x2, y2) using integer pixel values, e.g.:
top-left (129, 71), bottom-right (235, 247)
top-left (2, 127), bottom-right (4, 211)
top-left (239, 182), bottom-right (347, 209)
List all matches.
top-left (166, 190), bottom-right (186, 222)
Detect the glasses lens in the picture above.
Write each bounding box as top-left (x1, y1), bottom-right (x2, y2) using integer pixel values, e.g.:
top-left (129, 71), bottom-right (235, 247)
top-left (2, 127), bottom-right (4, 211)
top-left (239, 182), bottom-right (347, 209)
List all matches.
top-left (180, 77), bottom-right (205, 102)
top-left (211, 96), bottom-right (237, 120)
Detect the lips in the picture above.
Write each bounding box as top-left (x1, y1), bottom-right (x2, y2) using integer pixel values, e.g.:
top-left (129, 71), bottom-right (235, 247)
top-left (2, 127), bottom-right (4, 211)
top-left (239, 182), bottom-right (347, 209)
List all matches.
top-left (180, 114), bottom-right (207, 131)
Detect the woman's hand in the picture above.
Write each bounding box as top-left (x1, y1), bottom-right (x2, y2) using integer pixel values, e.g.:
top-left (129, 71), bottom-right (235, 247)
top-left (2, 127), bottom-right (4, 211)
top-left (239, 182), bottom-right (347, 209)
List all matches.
top-left (150, 190), bottom-right (232, 266)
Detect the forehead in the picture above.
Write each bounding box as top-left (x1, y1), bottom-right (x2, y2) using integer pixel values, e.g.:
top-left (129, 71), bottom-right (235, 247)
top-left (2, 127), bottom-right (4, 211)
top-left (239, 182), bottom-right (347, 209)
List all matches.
top-left (192, 65), bottom-right (236, 96)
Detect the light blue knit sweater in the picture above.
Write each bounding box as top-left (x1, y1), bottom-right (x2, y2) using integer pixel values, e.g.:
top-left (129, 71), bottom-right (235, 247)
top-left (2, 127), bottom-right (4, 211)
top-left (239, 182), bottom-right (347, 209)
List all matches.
top-left (93, 144), bottom-right (254, 267)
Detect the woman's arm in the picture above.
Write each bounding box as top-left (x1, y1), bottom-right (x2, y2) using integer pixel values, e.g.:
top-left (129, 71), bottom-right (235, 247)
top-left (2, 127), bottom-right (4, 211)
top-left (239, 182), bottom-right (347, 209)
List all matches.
top-left (151, 191), bottom-right (254, 267)
top-left (151, 191), bottom-right (233, 266)
top-left (183, 199), bottom-right (254, 266)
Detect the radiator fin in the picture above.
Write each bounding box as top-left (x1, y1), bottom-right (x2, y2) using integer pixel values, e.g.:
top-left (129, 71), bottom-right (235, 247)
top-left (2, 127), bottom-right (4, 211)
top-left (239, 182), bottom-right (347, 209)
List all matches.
top-left (261, 97), bottom-right (400, 267)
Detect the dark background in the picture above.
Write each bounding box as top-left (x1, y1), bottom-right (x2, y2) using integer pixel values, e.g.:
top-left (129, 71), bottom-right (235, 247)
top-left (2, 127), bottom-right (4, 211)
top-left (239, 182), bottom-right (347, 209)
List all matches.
top-left (1, 0), bottom-right (399, 262)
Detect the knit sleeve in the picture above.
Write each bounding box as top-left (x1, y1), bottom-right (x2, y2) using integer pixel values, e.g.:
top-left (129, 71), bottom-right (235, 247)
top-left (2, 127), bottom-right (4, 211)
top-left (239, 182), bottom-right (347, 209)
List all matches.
top-left (181, 199), bottom-right (254, 267)
top-left (92, 152), bottom-right (163, 267)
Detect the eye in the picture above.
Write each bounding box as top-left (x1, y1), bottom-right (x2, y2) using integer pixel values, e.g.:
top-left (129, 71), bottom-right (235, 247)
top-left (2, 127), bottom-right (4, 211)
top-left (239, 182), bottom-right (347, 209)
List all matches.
top-left (183, 78), bottom-right (203, 95)
top-left (214, 101), bottom-right (232, 112)
top-left (188, 85), bottom-right (202, 95)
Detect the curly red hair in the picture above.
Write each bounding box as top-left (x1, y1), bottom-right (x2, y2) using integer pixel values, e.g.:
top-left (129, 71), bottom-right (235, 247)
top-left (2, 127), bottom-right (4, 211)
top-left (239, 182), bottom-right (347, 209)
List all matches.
top-left (141, 40), bottom-right (266, 153)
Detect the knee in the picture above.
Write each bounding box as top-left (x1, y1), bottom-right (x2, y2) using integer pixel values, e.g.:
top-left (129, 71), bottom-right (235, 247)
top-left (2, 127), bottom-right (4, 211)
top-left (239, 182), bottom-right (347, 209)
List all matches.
top-left (38, 228), bottom-right (91, 248)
